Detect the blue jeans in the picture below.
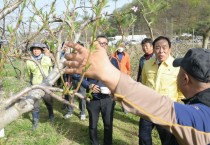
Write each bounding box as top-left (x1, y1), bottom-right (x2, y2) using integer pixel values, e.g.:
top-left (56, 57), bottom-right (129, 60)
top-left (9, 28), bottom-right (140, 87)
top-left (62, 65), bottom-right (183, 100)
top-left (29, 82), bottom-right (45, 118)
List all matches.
top-left (139, 118), bottom-right (176, 145)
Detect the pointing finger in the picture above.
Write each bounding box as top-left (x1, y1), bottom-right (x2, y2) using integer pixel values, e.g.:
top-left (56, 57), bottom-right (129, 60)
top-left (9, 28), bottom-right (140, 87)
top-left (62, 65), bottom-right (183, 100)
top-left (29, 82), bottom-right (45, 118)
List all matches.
top-left (65, 42), bottom-right (84, 53)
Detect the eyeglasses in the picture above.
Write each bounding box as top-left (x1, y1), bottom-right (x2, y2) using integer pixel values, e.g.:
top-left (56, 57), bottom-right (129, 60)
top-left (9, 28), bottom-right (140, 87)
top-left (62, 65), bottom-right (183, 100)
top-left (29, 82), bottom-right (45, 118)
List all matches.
top-left (98, 41), bottom-right (108, 47)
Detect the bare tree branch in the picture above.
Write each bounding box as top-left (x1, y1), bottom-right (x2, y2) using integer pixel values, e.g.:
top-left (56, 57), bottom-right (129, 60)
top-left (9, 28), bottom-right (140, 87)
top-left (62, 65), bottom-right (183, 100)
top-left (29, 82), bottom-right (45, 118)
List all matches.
top-left (0, 0), bottom-right (24, 20)
top-left (0, 0), bottom-right (106, 131)
top-left (0, 83), bottom-right (89, 130)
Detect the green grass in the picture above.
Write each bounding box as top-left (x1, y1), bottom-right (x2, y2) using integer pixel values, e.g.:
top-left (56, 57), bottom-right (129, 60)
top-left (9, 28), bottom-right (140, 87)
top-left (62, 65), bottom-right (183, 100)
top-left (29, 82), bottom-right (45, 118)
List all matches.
top-left (0, 59), bottom-right (161, 145)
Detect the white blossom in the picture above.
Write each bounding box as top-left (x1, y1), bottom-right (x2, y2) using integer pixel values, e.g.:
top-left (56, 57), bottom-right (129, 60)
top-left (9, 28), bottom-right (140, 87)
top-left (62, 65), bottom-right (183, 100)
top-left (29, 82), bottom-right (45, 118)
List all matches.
top-left (131, 6), bottom-right (138, 12)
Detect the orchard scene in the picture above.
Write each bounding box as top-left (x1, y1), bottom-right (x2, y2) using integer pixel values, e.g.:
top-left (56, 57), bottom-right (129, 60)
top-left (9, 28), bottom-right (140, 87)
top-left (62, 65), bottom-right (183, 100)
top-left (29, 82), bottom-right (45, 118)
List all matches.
top-left (0, 0), bottom-right (210, 144)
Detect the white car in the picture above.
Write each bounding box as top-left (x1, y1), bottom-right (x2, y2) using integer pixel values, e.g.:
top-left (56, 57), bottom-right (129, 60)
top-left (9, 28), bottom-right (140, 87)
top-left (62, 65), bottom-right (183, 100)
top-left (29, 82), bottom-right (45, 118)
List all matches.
top-left (108, 40), bottom-right (119, 46)
top-left (128, 40), bottom-right (140, 45)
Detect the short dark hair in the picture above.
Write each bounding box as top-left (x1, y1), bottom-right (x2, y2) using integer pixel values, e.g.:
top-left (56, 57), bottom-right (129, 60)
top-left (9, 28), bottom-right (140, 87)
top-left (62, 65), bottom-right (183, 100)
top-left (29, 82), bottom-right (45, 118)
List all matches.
top-left (153, 36), bottom-right (171, 48)
top-left (77, 41), bottom-right (84, 47)
top-left (96, 35), bottom-right (109, 42)
top-left (141, 38), bottom-right (153, 45)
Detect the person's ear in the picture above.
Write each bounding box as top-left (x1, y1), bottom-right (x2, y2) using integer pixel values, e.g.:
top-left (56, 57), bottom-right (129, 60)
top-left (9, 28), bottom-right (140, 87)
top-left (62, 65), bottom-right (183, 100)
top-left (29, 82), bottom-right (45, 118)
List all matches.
top-left (183, 72), bottom-right (190, 85)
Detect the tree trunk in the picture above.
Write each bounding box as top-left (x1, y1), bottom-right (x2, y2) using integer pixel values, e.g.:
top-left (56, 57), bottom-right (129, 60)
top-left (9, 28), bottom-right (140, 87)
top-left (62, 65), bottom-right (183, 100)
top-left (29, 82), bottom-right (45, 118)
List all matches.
top-left (0, 56), bottom-right (65, 129)
top-left (202, 27), bottom-right (210, 49)
top-left (142, 14), bottom-right (154, 40)
top-left (0, 89), bottom-right (44, 130)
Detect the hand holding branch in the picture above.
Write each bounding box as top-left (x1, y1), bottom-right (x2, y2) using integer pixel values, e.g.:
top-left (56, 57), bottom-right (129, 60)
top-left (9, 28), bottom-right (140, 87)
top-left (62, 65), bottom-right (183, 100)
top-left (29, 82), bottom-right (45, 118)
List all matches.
top-left (64, 41), bottom-right (121, 92)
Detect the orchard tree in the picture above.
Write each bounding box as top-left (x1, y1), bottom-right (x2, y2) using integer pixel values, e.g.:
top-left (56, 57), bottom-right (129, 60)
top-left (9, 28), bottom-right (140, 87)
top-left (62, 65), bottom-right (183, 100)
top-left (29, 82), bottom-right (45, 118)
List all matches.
top-left (104, 3), bottom-right (138, 43)
top-left (158, 0), bottom-right (210, 48)
top-left (0, 0), bottom-right (139, 130)
top-left (202, 27), bottom-right (210, 49)
top-left (193, 0), bottom-right (210, 49)
top-left (0, 0), bottom-right (110, 130)
top-left (107, 0), bottom-right (169, 40)
top-left (0, 0), bottom-right (24, 20)
top-left (135, 0), bottom-right (169, 40)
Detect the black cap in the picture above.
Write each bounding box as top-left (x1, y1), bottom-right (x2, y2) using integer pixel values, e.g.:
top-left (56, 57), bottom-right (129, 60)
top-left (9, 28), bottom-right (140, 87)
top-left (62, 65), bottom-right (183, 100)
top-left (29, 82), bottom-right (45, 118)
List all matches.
top-left (173, 48), bottom-right (210, 83)
top-left (30, 42), bottom-right (45, 51)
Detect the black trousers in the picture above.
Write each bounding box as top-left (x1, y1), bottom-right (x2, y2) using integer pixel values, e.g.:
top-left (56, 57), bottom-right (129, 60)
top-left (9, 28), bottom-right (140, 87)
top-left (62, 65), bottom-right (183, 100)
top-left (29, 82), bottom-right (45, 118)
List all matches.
top-left (32, 94), bottom-right (53, 117)
top-left (139, 118), bottom-right (178, 145)
top-left (86, 97), bottom-right (115, 145)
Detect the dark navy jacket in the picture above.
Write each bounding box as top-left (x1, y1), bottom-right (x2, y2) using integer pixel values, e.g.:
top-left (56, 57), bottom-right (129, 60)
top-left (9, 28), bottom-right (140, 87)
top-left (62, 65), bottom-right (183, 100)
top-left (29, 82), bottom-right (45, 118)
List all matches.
top-left (72, 57), bottom-right (119, 100)
top-left (174, 88), bottom-right (210, 135)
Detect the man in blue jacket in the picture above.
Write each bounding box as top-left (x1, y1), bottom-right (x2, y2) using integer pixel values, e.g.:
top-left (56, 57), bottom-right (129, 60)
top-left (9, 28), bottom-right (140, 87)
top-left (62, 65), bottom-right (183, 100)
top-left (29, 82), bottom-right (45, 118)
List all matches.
top-left (64, 42), bottom-right (210, 145)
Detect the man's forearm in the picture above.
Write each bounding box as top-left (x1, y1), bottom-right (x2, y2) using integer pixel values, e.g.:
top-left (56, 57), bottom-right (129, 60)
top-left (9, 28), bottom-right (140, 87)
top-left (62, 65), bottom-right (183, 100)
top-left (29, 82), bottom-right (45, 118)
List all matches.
top-left (114, 73), bottom-right (176, 125)
top-left (99, 64), bottom-right (121, 93)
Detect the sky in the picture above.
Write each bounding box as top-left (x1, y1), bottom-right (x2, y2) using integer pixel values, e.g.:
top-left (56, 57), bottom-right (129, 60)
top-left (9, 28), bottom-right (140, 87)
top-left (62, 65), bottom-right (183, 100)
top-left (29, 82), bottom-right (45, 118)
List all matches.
top-left (37, 0), bottom-right (133, 16)
top-left (0, 0), bottom-right (132, 16)
top-left (0, 0), bottom-right (133, 31)
top-left (50, 0), bottom-right (132, 13)
top-left (0, 0), bottom-right (133, 25)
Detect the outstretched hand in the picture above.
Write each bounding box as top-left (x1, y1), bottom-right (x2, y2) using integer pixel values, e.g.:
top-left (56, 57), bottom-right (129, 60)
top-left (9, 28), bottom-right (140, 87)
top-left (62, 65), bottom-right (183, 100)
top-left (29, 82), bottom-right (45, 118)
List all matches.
top-left (64, 41), bottom-right (110, 80)
top-left (64, 41), bottom-right (121, 92)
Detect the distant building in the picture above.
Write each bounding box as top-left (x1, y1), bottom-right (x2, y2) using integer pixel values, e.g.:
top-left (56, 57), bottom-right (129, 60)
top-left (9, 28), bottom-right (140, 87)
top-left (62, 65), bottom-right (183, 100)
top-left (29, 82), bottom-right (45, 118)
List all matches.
top-left (108, 35), bottom-right (147, 46)
top-left (126, 35), bottom-right (147, 42)
top-left (181, 33), bottom-right (192, 37)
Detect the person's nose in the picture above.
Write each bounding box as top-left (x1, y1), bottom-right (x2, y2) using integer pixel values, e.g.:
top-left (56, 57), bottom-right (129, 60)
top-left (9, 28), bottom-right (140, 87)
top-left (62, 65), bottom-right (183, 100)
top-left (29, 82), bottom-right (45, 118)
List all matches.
top-left (159, 47), bottom-right (164, 53)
